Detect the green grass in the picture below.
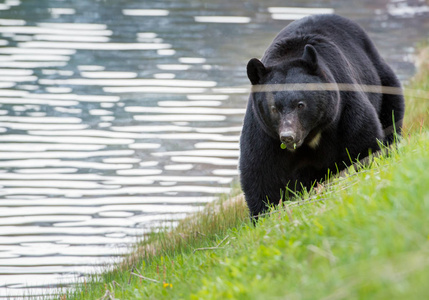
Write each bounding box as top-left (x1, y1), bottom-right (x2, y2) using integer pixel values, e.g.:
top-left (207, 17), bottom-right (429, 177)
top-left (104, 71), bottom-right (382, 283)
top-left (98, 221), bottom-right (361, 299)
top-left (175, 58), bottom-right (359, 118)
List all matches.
top-left (403, 43), bottom-right (429, 132)
top-left (188, 134), bottom-right (429, 300)
top-left (62, 130), bottom-right (429, 300)
top-left (56, 48), bottom-right (429, 300)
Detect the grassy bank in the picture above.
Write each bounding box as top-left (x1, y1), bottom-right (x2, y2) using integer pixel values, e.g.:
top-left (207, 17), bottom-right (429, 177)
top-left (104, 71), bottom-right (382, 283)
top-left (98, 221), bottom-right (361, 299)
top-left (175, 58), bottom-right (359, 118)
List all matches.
top-left (59, 49), bottom-right (429, 300)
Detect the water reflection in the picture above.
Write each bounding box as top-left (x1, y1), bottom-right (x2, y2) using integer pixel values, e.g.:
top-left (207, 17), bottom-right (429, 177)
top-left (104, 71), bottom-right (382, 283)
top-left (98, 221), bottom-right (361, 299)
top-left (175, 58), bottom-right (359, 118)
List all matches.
top-left (122, 9), bottom-right (170, 17)
top-left (268, 7), bottom-right (335, 20)
top-left (0, 0), bottom-right (427, 297)
top-left (194, 16), bottom-right (251, 23)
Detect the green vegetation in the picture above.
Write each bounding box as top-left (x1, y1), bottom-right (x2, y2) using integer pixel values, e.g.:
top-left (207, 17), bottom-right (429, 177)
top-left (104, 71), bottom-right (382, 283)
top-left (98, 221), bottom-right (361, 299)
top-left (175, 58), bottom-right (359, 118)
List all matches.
top-left (403, 44), bottom-right (429, 132)
top-left (58, 49), bottom-right (429, 300)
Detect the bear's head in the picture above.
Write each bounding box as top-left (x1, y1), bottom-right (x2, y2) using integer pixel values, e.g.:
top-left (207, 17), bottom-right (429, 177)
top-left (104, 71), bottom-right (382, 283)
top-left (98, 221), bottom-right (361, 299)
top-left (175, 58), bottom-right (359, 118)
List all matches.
top-left (247, 44), bottom-right (340, 151)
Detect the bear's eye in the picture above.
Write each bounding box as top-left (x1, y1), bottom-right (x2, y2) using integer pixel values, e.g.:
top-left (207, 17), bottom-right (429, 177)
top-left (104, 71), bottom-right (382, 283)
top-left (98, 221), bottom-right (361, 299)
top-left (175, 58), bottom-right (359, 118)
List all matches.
top-left (297, 102), bottom-right (305, 109)
top-left (271, 106), bottom-right (278, 114)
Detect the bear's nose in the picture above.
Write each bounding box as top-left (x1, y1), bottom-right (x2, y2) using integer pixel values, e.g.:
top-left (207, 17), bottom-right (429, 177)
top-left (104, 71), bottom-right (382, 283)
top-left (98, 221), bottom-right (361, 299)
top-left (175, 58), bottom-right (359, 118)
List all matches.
top-left (280, 131), bottom-right (295, 144)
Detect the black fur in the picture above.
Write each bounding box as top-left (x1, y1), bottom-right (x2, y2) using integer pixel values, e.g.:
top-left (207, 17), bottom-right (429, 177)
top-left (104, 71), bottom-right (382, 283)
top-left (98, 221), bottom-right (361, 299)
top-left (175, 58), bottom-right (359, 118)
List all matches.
top-left (239, 14), bottom-right (405, 218)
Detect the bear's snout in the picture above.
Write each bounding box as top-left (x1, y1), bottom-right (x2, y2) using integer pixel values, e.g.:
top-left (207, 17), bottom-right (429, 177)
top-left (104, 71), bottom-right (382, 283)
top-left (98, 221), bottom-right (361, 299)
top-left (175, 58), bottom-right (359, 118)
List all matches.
top-left (280, 131), bottom-right (295, 144)
top-left (280, 130), bottom-right (303, 150)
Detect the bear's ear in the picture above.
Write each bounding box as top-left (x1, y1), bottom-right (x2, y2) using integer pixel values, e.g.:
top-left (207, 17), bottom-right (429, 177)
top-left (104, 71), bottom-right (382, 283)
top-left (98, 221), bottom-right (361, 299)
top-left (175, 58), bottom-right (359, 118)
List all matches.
top-left (302, 44), bottom-right (318, 71)
top-left (247, 58), bottom-right (266, 85)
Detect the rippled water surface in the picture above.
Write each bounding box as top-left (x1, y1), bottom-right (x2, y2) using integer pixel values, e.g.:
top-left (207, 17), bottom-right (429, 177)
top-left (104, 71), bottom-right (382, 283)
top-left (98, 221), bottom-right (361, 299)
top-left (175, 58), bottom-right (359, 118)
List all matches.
top-left (0, 0), bottom-right (428, 297)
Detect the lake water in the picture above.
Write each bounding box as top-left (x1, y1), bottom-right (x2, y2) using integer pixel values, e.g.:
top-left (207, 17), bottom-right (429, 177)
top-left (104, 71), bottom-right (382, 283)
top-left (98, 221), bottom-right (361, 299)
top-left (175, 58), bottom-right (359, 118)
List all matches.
top-left (0, 0), bottom-right (428, 297)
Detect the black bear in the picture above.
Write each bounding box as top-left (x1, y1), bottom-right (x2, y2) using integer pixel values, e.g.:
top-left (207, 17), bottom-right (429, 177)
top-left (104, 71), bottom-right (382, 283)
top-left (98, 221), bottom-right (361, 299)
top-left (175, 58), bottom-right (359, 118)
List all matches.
top-left (239, 14), bottom-right (405, 218)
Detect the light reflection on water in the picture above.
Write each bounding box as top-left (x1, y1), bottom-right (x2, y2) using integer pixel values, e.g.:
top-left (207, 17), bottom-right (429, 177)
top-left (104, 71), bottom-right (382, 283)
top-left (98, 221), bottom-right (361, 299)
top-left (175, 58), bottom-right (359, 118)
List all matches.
top-left (0, 0), bottom-right (427, 297)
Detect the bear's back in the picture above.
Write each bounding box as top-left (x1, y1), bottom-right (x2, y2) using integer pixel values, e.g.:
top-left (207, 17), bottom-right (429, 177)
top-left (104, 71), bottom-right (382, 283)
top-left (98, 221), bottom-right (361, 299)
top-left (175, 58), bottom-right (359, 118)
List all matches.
top-left (262, 14), bottom-right (373, 67)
